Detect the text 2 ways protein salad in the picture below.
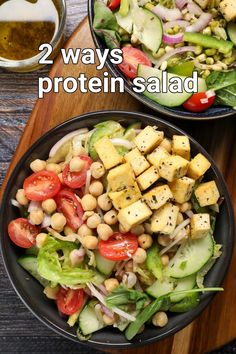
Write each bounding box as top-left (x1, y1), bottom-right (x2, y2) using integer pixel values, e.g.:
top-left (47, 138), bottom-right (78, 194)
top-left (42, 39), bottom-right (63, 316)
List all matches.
top-left (8, 121), bottom-right (223, 340)
top-left (93, 0), bottom-right (236, 112)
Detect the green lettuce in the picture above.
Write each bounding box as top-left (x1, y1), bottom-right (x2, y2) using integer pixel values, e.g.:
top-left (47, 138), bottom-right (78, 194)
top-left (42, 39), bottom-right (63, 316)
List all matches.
top-left (105, 285), bottom-right (148, 311)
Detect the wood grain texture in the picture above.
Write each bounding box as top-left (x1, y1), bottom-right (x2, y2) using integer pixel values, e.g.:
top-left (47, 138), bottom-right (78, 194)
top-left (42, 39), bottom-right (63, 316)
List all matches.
top-left (0, 3), bottom-right (236, 354)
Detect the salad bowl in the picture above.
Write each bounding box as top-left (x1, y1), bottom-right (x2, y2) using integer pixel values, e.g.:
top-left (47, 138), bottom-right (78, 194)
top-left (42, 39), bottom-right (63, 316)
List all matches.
top-left (88, 0), bottom-right (236, 120)
top-left (0, 111), bottom-right (234, 349)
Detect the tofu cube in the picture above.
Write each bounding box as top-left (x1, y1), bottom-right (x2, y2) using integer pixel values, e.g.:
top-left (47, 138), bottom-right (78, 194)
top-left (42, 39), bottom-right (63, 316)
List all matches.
top-left (187, 153), bottom-right (211, 180)
top-left (147, 146), bottom-right (170, 168)
top-left (137, 166), bottom-right (160, 191)
top-left (219, 0), bottom-right (236, 22)
top-left (169, 177), bottom-right (195, 204)
top-left (172, 135), bottom-right (191, 161)
top-left (195, 181), bottom-right (220, 207)
top-left (109, 182), bottom-right (141, 210)
top-left (94, 137), bottom-right (123, 169)
top-left (151, 203), bottom-right (179, 234)
top-left (190, 213), bottom-right (211, 239)
top-left (118, 200), bottom-right (152, 232)
top-left (124, 148), bottom-right (150, 176)
top-left (107, 163), bottom-right (135, 191)
top-left (158, 155), bottom-right (189, 182)
top-left (134, 126), bottom-right (164, 154)
top-left (144, 184), bottom-right (173, 210)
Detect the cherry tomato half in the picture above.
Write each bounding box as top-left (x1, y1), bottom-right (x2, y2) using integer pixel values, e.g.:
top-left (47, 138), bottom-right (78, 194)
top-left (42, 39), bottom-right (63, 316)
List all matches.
top-left (183, 91), bottom-right (216, 112)
top-left (8, 218), bottom-right (39, 248)
top-left (108, 0), bottom-right (120, 10)
top-left (55, 190), bottom-right (84, 230)
top-left (118, 47), bottom-right (152, 79)
top-left (98, 232), bottom-right (138, 261)
top-left (23, 170), bottom-right (61, 201)
top-left (56, 288), bottom-right (84, 315)
top-left (62, 155), bottom-right (93, 189)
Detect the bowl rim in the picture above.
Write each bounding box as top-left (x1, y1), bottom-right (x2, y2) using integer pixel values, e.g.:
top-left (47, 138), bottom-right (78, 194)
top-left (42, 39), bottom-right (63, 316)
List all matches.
top-left (0, 110), bottom-right (234, 349)
top-left (87, 0), bottom-right (235, 121)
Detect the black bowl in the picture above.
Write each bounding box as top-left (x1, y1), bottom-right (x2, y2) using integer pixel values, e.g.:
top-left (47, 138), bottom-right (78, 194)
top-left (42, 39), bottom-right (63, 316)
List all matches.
top-left (88, 0), bottom-right (235, 121)
top-left (0, 111), bottom-right (234, 350)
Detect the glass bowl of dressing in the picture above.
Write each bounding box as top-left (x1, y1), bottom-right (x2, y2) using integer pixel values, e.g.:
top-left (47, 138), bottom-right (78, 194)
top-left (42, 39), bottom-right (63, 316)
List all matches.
top-left (0, 0), bottom-right (66, 72)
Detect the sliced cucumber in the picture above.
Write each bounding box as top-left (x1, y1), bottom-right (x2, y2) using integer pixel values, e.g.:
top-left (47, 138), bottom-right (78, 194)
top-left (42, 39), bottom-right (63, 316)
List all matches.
top-left (170, 275), bottom-right (196, 303)
top-left (115, 10), bottom-right (133, 34)
top-left (124, 122), bottom-right (141, 141)
top-left (146, 245), bottom-right (163, 280)
top-left (95, 251), bottom-right (116, 276)
top-left (166, 233), bottom-right (214, 279)
top-left (25, 245), bottom-right (39, 256)
top-left (146, 278), bottom-right (174, 298)
top-left (132, 8), bottom-right (163, 52)
top-left (137, 65), bottom-right (207, 107)
top-left (79, 302), bottom-right (106, 336)
top-left (227, 22), bottom-right (236, 46)
top-left (18, 255), bottom-right (48, 287)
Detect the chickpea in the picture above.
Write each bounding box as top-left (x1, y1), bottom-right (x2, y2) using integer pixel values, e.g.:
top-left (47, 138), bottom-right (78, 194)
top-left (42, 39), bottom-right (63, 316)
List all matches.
top-left (29, 210), bottom-right (44, 225)
top-left (132, 248), bottom-right (147, 264)
top-left (131, 224), bottom-right (145, 236)
top-left (91, 162), bottom-right (105, 179)
top-left (69, 157), bottom-right (85, 172)
top-left (158, 234), bottom-right (171, 247)
top-left (97, 223), bottom-right (113, 241)
top-left (41, 199), bottom-right (57, 215)
top-left (125, 260), bottom-right (133, 272)
top-left (122, 272), bottom-right (137, 288)
top-left (82, 211), bottom-right (94, 221)
top-left (179, 202), bottom-right (192, 213)
top-left (152, 312), bottom-right (168, 327)
top-left (176, 212), bottom-right (184, 225)
top-left (159, 138), bottom-right (172, 153)
top-left (16, 189), bottom-right (29, 206)
top-left (102, 314), bottom-right (115, 325)
top-left (104, 278), bottom-right (119, 292)
top-left (89, 181), bottom-right (104, 197)
top-left (51, 212), bottom-right (66, 231)
top-left (82, 235), bottom-right (98, 250)
top-left (36, 233), bottom-right (48, 248)
top-left (46, 163), bottom-right (61, 175)
top-left (64, 226), bottom-right (74, 236)
top-left (81, 194), bottom-right (97, 211)
top-left (30, 159), bottom-right (46, 173)
top-left (161, 254), bottom-right (169, 266)
top-left (104, 209), bottom-right (118, 225)
top-left (86, 213), bottom-right (101, 229)
top-left (43, 285), bottom-right (60, 300)
top-left (69, 249), bottom-right (84, 266)
top-left (78, 224), bottom-right (93, 237)
top-left (138, 234), bottom-right (153, 249)
top-left (97, 193), bottom-right (112, 211)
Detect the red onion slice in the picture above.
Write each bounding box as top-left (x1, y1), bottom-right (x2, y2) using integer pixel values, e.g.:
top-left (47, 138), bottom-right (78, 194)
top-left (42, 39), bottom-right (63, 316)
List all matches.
top-left (163, 32), bottom-right (184, 44)
top-left (163, 20), bottom-right (190, 31)
top-left (187, 2), bottom-right (203, 15)
top-left (155, 46), bottom-right (197, 68)
top-left (152, 4), bottom-right (182, 21)
top-left (101, 304), bottom-right (114, 319)
top-left (186, 13), bottom-right (212, 33)
top-left (175, 0), bottom-right (189, 9)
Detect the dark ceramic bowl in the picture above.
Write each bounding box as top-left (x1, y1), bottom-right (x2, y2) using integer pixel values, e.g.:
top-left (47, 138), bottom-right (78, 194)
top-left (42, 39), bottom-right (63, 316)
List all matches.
top-left (0, 111), bottom-right (234, 349)
top-left (88, 0), bottom-right (235, 121)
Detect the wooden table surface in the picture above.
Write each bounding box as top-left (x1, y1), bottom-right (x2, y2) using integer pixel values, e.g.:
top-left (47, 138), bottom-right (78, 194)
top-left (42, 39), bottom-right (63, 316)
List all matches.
top-left (0, 1), bottom-right (235, 354)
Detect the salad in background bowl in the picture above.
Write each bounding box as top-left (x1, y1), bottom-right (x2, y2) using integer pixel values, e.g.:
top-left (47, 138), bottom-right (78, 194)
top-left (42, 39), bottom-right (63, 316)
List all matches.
top-left (0, 111), bottom-right (234, 348)
top-left (89, 0), bottom-right (236, 119)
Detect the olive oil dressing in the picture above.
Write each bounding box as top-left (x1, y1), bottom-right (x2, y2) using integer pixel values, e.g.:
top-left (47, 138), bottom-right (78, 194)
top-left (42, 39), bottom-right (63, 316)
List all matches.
top-left (0, 0), bottom-right (59, 61)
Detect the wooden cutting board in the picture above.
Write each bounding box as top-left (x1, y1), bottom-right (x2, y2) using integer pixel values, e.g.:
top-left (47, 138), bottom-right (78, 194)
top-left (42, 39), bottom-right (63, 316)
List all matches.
top-left (1, 18), bottom-right (236, 354)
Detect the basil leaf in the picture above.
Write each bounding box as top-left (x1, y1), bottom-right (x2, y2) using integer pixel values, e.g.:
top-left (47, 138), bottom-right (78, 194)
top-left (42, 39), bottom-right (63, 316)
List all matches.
top-left (215, 84), bottom-right (236, 107)
top-left (206, 70), bottom-right (236, 91)
top-left (93, 0), bottom-right (118, 31)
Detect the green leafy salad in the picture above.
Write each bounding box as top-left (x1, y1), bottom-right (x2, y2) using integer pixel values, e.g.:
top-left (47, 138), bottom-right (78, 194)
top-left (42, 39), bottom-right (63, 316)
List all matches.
top-left (8, 121), bottom-right (223, 341)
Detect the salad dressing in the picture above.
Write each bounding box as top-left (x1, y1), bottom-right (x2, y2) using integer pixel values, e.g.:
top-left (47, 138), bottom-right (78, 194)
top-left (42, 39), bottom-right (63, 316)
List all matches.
top-left (0, 0), bottom-right (59, 61)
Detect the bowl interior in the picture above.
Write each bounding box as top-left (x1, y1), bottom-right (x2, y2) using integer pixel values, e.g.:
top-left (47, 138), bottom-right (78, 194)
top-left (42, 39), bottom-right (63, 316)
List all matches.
top-left (0, 111), bottom-right (234, 349)
top-left (88, 0), bottom-right (234, 121)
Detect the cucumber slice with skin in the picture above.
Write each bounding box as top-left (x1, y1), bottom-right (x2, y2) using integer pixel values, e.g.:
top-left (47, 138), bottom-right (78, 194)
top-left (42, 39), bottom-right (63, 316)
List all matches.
top-left (227, 23), bottom-right (236, 46)
top-left (137, 64), bottom-right (207, 107)
top-left (124, 122), bottom-right (141, 141)
top-left (95, 251), bottom-right (116, 276)
top-left (79, 302), bottom-right (106, 336)
top-left (166, 233), bottom-right (214, 279)
top-left (169, 292), bottom-right (199, 312)
top-left (115, 10), bottom-right (133, 34)
top-left (25, 245), bottom-right (39, 256)
top-left (18, 255), bottom-right (48, 287)
top-left (146, 244), bottom-right (163, 280)
top-left (170, 274), bottom-right (196, 303)
top-left (132, 8), bottom-right (163, 53)
top-left (146, 278), bottom-right (174, 298)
